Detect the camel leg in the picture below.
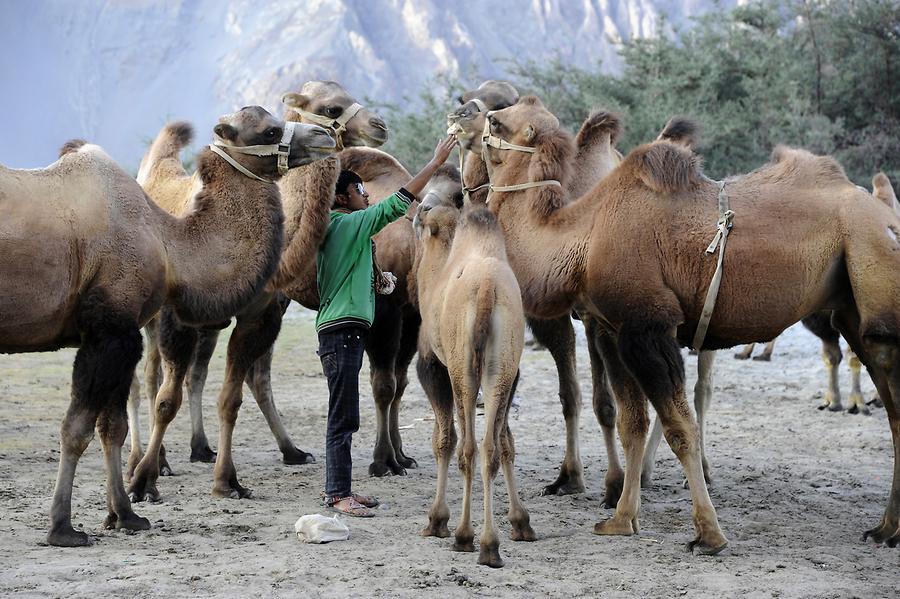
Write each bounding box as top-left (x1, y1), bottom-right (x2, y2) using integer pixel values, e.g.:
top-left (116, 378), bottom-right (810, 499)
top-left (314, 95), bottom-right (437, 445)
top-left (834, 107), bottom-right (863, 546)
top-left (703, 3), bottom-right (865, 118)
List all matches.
top-left (128, 308), bottom-right (196, 502)
top-left (478, 388), bottom-right (504, 567)
top-left (752, 339), bottom-right (776, 361)
top-left (592, 333), bottom-right (649, 537)
top-left (367, 300), bottom-right (406, 476)
top-left (605, 323), bottom-right (727, 554)
top-left (126, 375), bottom-right (143, 479)
top-left (734, 343), bottom-right (754, 360)
top-left (847, 352), bottom-right (872, 415)
top-left (500, 372), bottom-right (535, 543)
top-left (388, 307), bottom-right (421, 470)
top-left (185, 329), bottom-right (218, 462)
top-left (245, 343), bottom-right (316, 465)
top-left (584, 318), bottom-right (624, 506)
top-left (212, 300), bottom-right (282, 499)
top-left (640, 416), bottom-right (664, 488)
top-left (49, 301), bottom-right (147, 546)
top-left (141, 317), bottom-right (172, 477)
top-left (418, 354), bottom-right (455, 537)
top-left (529, 315), bottom-right (585, 496)
top-left (451, 375), bottom-right (477, 553)
top-left (819, 339), bottom-right (844, 412)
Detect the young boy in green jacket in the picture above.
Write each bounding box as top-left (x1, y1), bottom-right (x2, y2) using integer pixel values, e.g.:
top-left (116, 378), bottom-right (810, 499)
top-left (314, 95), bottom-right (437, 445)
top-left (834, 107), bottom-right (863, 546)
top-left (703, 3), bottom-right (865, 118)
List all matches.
top-left (317, 137), bottom-right (457, 517)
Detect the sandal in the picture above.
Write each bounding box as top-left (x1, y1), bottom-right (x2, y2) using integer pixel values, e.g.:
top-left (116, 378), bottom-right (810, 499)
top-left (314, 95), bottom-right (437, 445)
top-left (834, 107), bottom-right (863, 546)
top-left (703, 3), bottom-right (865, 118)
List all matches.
top-left (351, 492), bottom-right (380, 508)
top-left (326, 496), bottom-right (375, 518)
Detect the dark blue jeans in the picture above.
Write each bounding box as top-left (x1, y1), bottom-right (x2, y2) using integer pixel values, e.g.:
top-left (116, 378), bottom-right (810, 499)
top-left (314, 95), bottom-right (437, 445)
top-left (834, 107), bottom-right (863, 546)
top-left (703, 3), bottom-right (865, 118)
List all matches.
top-left (318, 326), bottom-right (367, 498)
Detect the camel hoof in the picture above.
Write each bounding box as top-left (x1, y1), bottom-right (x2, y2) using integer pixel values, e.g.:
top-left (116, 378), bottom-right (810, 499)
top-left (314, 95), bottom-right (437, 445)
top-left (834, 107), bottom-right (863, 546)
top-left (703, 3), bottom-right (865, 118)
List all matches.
top-left (212, 484), bottom-right (253, 499)
top-left (421, 522), bottom-right (451, 538)
top-left (190, 444), bottom-right (217, 463)
top-left (827, 403), bottom-right (843, 413)
top-left (478, 544), bottom-right (504, 568)
top-left (46, 525), bottom-right (92, 547)
top-left (862, 521), bottom-right (899, 545)
top-left (127, 477), bottom-right (161, 503)
top-left (451, 538), bottom-right (475, 553)
top-left (602, 476), bottom-right (624, 508)
top-left (282, 447), bottom-right (315, 465)
top-left (541, 471), bottom-right (585, 497)
top-left (866, 397), bottom-right (884, 408)
top-left (369, 460), bottom-right (405, 477)
top-left (687, 535), bottom-right (728, 556)
top-left (593, 516), bottom-right (635, 536)
top-left (397, 455), bottom-right (418, 469)
top-left (733, 352), bottom-right (750, 360)
top-left (751, 354), bottom-right (771, 362)
top-left (103, 511), bottom-right (151, 532)
top-left (510, 524), bottom-right (536, 542)
top-left (159, 464), bottom-right (173, 477)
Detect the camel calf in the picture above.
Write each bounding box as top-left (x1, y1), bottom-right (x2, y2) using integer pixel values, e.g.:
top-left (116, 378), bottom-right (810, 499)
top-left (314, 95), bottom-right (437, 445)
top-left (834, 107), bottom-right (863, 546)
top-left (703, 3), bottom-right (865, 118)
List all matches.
top-left (414, 199), bottom-right (535, 568)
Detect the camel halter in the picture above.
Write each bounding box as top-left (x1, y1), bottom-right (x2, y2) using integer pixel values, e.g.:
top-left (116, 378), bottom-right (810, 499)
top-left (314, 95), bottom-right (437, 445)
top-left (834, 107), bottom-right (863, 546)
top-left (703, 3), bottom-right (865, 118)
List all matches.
top-left (209, 121), bottom-right (298, 183)
top-left (692, 179), bottom-right (735, 350)
top-left (480, 116), bottom-right (562, 203)
top-left (447, 99), bottom-right (491, 203)
top-left (284, 101), bottom-right (364, 149)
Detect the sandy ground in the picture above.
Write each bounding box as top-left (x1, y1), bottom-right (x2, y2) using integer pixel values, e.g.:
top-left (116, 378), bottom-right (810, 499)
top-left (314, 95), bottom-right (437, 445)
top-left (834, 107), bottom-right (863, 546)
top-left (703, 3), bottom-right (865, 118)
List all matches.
top-left (1, 305), bottom-right (898, 598)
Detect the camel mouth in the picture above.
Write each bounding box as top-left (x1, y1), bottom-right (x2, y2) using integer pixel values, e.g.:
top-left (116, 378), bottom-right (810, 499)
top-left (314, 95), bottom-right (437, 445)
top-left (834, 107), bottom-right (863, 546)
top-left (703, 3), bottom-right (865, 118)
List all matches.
top-left (357, 130), bottom-right (389, 147)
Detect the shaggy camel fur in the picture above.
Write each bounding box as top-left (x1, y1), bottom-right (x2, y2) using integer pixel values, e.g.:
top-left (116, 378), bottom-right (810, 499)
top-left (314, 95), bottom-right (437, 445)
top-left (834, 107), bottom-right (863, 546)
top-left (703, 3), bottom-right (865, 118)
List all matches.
top-left (284, 150), bottom-right (464, 476)
top-left (0, 107), bottom-right (331, 545)
top-left (448, 86), bottom-right (627, 502)
top-left (481, 96), bottom-right (900, 552)
top-left (127, 108), bottom-right (337, 502)
top-left (128, 82), bottom-right (386, 492)
top-left (415, 200), bottom-right (535, 568)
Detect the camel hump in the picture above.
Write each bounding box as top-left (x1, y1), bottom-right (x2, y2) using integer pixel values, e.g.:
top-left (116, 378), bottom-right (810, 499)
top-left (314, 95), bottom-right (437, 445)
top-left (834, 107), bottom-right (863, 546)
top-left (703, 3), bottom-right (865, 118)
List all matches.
top-left (657, 117), bottom-right (699, 149)
top-left (627, 141), bottom-right (703, 194)
top-left (138, 121), bottom-right (195, 184)
top-left (769, 145), bottom-right (849, 184)
top-left (872, 172), bottom-right (898, 210)
top-left (461, 205), bottom-right (500, 232)
top-left (575, 110), bottom-right (623, 147)
top-left (58, 139), bottom-right (88, 158)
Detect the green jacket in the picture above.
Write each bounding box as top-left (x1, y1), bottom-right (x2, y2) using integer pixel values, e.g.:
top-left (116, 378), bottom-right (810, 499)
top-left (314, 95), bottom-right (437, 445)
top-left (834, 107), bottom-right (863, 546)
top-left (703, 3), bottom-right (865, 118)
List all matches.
top-left (315, 188), bottom-right (414, 333)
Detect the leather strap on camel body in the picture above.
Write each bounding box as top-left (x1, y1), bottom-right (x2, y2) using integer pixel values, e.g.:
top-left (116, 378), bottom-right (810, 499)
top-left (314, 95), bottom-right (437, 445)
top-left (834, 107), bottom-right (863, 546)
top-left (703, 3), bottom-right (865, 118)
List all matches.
top-left (210, 121), bottom-right (299, 183)
top-left (692, 178), bottom-right (735, 350)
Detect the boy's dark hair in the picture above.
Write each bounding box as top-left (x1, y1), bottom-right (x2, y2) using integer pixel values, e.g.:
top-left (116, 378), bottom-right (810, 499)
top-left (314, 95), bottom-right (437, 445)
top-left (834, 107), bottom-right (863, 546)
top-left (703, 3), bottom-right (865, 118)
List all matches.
top-left (335, 170), bottom-right (363, 197)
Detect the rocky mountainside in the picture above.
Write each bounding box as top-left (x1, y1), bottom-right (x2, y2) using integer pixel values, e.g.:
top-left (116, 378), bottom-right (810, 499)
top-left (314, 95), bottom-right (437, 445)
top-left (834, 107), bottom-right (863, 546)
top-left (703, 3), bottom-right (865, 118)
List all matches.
top-left (0, 0), bottom-right (736, 168)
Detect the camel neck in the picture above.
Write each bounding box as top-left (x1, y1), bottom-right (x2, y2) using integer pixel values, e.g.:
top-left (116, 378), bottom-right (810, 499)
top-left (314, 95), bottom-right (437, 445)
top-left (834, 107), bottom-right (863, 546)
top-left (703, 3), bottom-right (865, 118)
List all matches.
top-left (156, 149), bottom-right (284, 325)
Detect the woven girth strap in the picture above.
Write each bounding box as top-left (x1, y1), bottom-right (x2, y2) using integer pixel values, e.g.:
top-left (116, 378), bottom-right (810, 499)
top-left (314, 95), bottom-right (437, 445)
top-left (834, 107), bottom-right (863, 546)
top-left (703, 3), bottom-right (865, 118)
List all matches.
top-left (692, 179), bottom-right (735, 350)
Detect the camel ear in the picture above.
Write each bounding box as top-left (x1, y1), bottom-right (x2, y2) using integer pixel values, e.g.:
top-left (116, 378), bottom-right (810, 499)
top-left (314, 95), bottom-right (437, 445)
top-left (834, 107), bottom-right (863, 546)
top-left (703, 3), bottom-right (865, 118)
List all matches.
top-left (282, 93), bottom-right (309, 109)
top-left (523, 125), bottom-right (536, 143)
top-left (213, 123), bottom-right (238, 142)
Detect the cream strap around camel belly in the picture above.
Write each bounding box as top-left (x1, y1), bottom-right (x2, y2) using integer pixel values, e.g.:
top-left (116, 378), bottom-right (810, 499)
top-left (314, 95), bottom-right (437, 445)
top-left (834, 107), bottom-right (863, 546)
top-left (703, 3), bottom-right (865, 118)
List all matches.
top-left (692, 178), bottom-right (735, 350)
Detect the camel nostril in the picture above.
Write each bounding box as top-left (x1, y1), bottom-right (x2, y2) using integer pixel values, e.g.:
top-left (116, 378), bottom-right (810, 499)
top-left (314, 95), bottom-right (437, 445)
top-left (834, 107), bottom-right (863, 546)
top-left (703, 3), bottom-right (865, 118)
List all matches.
top-left (370, 118), bottom-right (387, 131)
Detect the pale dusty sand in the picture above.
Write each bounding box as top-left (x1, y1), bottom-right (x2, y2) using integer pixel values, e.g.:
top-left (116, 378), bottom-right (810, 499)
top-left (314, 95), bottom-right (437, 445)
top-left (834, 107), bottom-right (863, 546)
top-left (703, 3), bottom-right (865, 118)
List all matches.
top-left (0, 305), bottom-right (897, 598)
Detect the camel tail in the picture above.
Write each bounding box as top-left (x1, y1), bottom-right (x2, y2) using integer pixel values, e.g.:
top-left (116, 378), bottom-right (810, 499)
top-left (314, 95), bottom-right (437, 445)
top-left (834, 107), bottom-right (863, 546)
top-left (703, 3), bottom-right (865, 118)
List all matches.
top-left (575, 110), bottom-right (623, 147)
top-left (470, 282), bottom-right (497, 390)
top-left (872, 172), bottom-right (899, 213)
top-left (58, 139), bottom-right (88, 157)
top-left (137, 121), bottom-right (194, 184)
top-left (657, 116), bottom-right (700, 149)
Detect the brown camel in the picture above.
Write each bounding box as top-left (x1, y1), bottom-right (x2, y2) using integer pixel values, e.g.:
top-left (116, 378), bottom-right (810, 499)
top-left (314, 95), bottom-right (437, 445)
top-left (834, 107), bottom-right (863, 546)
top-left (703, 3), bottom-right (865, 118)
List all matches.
top-left (127, 82), bottom-right (387, 494)
top-left (414, 198), bottom-right (535, 568)
top-left (284, 149), bottom-right (463, 476)
top-left (0, 107), bottom-right (332, 545)
top-left (480, 96), bottom-right (900, 552)
top-left (448, 85), bottom-right (627, 502)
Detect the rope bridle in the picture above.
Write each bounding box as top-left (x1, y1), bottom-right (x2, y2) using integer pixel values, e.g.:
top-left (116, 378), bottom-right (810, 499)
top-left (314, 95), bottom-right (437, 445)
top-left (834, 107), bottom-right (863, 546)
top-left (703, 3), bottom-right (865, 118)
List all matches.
top-left (209, 121), bottom-right (299, 183)
top-left (284, 101), bottom-right (365, 150)
top-left (479, 115), bottom-right (561, 203)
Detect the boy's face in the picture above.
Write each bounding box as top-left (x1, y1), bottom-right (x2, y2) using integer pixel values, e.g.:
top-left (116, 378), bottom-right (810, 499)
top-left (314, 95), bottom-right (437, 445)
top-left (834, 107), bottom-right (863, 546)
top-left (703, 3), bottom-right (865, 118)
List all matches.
top-left (336, 182), bottom-right (370, 211)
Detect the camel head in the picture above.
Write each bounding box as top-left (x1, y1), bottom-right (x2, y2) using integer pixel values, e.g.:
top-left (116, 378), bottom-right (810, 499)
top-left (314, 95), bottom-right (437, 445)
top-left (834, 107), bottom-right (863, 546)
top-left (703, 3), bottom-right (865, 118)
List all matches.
top-left (482, 96), bottom-right (565, 166)
top-left (413, 163), bottom-right (464, 236)
top-left (414, 198), bottom-right (460, 245)
top-left (282, 81), bottom-right (388, 149)
top-left (448, 81), bottom-right (520, 152)
top-left (212, 106), bottom-right (336, 181)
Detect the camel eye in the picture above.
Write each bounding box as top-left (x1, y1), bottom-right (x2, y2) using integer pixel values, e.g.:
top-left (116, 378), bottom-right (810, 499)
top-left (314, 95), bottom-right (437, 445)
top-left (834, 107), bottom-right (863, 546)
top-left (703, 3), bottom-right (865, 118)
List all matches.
top-left (325, 106), bottom-right (342, 118)
top-left (266, 128), bottom-right (279, 138)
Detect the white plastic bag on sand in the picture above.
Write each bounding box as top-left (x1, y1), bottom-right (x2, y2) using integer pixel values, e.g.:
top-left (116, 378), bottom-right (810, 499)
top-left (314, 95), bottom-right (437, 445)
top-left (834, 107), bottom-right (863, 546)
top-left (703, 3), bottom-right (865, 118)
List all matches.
top-left (294, 514), bottom-right (350, 543)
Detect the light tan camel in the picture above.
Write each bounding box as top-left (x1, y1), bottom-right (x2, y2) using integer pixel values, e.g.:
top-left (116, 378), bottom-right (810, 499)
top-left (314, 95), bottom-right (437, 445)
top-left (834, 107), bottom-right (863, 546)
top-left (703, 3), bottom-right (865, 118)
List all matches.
top-left (0, 107), bottom-right (332, 545)
top-left (448, 87), bottom-right (627, 503)
top-left (415, 198), bottom-right (535, 568)
top-left (284, 148), bottom-right (463, 476)
top-left (128, 82), bottom-right (386, 498)
top-left (481, 96), bottom-right (900, 552)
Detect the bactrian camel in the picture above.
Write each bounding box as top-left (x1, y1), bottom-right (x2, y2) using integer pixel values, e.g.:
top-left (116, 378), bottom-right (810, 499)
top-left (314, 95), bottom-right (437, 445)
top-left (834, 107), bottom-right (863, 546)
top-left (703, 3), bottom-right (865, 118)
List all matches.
top-left (481, 96), bottom-right (900, 552)
top-left (0, 106), bottom-right (332, 545)
top-left (415, 195), bottom-right (535, 568)
top-left (128, 82), bottom-right (387, 498)
top-left (448, 83), bottom-right (627, 503)
top-left (127, 105), bottom-right (338, 502)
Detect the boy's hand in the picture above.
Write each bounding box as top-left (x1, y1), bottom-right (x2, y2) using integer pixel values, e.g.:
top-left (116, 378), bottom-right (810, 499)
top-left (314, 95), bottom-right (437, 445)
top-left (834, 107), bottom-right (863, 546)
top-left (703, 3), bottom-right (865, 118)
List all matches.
top-left (431, 136), bottom-right (458, 166)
